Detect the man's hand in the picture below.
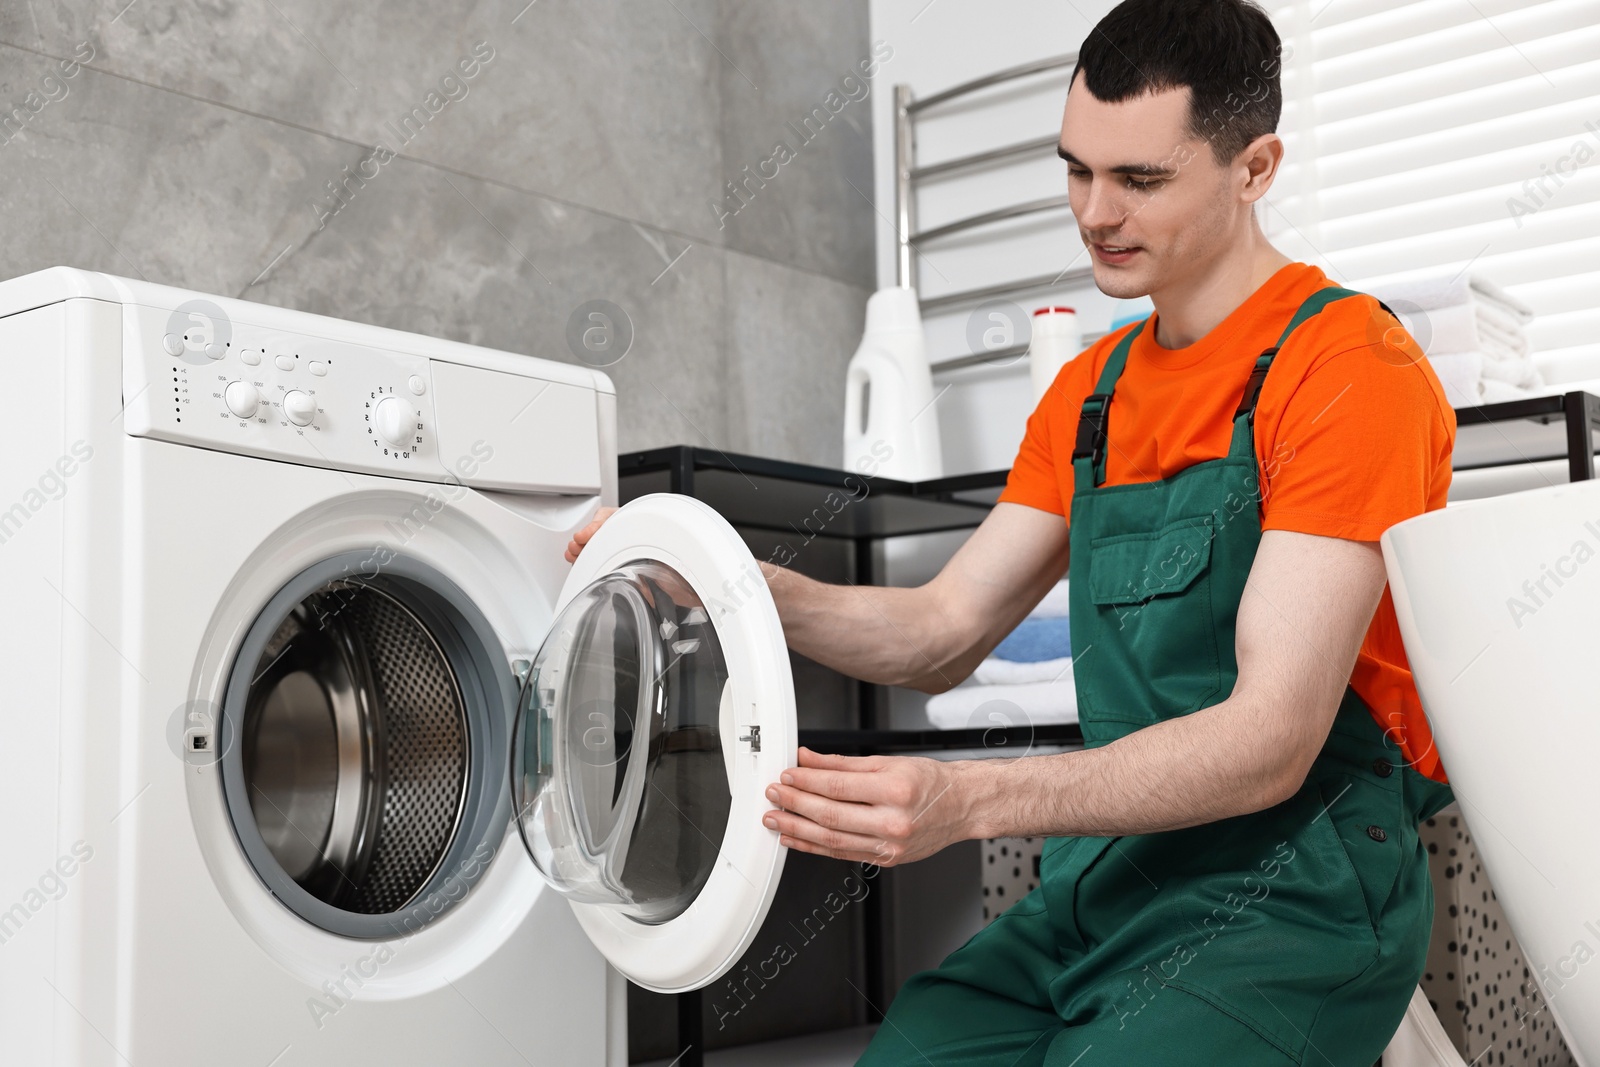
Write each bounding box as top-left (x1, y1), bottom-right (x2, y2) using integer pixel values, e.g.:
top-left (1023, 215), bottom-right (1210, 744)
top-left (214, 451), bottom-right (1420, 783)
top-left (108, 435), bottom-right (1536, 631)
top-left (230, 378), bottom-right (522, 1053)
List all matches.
top-left (762, 747), bottom-right (978, 867)
top-left (564, 506), bottom-right (618, 563)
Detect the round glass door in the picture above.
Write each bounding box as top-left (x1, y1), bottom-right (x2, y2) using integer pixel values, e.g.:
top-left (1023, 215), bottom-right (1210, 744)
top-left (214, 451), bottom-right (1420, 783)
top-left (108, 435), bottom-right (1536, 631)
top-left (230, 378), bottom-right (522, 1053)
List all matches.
top-left (512, 559), bottom-right (733, 924)
top-left (510, 493), bottom-right (795, 993)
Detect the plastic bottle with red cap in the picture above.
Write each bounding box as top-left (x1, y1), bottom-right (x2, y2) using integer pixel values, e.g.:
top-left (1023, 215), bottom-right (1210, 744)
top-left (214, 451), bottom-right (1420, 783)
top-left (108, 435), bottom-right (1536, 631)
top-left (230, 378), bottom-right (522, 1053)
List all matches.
top-left (1029, 306), bottom-right (1080, 402)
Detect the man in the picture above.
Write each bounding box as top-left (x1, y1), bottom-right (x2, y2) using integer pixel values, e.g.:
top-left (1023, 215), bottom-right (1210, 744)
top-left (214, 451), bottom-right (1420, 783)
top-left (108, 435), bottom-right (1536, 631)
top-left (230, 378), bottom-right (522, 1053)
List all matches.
top-left (570, 0), bottom-right (1457, 1060)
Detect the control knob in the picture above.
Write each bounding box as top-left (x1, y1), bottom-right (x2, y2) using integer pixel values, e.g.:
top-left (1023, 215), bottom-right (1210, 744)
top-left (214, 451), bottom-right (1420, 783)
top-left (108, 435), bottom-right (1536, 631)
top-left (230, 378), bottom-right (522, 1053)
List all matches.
top-left (224, 381), bottom-right (260, 419)
top-left (283, 390), bottom-right (317, 427)
top-left (373, 395), bottom-right (416, 448)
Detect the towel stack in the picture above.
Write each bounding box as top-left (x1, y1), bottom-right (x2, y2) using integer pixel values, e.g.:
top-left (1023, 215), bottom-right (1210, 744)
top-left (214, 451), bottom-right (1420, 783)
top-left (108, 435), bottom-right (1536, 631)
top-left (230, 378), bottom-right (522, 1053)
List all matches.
top-left (924, 579), bottom-right (1078, 730)
top-left (1365, 272), bottom-right (1542, 407)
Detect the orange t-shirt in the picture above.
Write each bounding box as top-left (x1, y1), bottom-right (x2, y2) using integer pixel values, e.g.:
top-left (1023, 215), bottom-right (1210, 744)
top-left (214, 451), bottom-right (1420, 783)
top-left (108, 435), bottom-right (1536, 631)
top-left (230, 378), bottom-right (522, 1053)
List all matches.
top-left (998, 262), bottom-right (1455, 784)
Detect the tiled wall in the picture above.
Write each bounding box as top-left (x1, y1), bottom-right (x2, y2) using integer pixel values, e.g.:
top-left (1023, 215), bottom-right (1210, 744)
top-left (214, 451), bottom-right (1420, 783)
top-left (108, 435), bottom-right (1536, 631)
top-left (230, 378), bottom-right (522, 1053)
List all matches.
top-left (0, 0), bottom-right (878, 466)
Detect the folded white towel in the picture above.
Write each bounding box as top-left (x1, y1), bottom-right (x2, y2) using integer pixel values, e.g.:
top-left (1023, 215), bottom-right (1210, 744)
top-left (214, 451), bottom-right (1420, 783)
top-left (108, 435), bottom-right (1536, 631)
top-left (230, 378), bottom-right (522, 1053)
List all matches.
top-left (1480, 378), bottom-right (1543, 404)
top-left (1368, 272), bottom-right (1535, 323)
top-left (1533, 349), bottom-right (1600, 385)
top-left (1474, 300), bottom-right (1533, 357)
top-left (1427, 351), bottom-right (1543, 406)
top-left (1426, 352), bottom-right (1483, 407)
top-left (973, 655), bottom-right (1073, 685)
top-left (1401, 302), bottom-right (1532, 365)
top-left (1470, 277), bottom-right (1535, 325)
top-left (1479, 346), bottom-right (1541, 388)
top-left (1375, 272), bottom-right (1542, 407)
top-left (925, 678), bottom-right (1078, 730)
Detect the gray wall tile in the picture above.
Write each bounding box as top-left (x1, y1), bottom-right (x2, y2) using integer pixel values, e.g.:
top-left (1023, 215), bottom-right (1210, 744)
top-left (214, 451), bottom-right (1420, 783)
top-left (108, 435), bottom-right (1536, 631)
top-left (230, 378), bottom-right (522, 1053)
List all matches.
top-left (714, 0), bottom-right (879, 287)
top-left (724, 248), bottom-right (871, 467)
top-left (0, 42), bottom-right (357, 296)
top-left (1, 0), bottom-right (728, 241)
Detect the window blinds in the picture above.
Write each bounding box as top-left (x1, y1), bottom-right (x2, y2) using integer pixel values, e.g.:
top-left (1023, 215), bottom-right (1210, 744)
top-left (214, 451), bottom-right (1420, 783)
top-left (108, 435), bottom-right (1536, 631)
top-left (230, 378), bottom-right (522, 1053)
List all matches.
top-left (1262, 0), bottom-right (1599, 374)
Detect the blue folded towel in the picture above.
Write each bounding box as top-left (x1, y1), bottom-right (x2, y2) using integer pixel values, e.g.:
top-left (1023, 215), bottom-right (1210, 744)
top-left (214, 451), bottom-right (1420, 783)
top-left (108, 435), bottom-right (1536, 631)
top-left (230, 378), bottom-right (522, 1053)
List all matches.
top-left (992, 615), bottom-right (1070, 663)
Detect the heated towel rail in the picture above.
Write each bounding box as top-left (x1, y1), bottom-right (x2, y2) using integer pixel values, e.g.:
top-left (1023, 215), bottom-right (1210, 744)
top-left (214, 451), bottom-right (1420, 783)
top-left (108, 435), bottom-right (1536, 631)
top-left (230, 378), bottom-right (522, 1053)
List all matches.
top-left (893, 52), bottom-right (1111, 372)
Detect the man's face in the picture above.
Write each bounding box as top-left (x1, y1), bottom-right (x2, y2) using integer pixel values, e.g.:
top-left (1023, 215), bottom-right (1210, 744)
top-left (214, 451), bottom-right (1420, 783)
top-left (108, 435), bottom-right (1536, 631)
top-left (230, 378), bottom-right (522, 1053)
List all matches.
top-left (1058, 70), bottom-right (1235, 300)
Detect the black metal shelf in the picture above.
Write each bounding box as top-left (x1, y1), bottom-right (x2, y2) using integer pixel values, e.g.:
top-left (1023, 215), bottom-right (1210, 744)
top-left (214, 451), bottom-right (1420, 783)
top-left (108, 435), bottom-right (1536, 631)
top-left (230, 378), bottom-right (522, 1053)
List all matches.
top-left (620, 446), bottom-right (1015, 748)
top-left (618, 445), bottom-right (1005, 541)
top-left (1450, 389), bottom-right (1599, 480)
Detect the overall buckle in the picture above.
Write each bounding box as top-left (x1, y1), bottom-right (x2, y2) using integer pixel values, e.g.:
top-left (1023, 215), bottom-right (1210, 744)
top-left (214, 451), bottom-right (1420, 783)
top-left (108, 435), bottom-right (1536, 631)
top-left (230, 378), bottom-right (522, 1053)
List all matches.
top-left (1233, 348), bottom-right (1279, 422)
top-left (1073, 393), bottom-right (1112, 464)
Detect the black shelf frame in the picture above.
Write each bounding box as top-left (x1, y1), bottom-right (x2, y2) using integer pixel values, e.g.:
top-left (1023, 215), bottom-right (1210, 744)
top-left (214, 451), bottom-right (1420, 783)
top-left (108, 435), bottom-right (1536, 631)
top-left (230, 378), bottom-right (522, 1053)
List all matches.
top-left (1451, 389), bottom-right (1600, 481)
top-left (617, 387), bottom-right (1597, 1066)
top-left (618, 446), bottom-right (1089, 749)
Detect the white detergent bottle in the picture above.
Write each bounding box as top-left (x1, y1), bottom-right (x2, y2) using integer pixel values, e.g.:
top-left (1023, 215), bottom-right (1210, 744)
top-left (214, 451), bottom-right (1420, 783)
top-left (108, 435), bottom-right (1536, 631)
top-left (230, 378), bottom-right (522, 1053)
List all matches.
top-left (843, 286), bottom-right (943, 481)
top-left (1028, 306), bottom-right (1080, 402)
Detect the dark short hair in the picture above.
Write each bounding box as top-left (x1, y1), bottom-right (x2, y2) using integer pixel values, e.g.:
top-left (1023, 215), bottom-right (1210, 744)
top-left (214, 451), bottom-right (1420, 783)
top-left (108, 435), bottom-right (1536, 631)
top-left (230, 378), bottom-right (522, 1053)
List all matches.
top-left (1071, 0), bottom-right (1284, 167)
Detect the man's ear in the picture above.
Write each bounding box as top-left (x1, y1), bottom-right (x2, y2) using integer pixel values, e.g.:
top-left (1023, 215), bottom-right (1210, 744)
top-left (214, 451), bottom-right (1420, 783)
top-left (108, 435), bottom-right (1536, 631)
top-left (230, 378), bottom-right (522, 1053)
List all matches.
top-left (1239, 133), bottom-right (1285, 203)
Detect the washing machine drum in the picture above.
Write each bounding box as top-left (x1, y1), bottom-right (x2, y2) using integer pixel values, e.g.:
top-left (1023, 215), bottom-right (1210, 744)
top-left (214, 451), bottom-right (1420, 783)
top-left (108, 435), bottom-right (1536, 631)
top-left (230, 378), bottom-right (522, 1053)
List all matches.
top-left (218, 559), bottom-right (510, 939)
top-left (246, 581), bottom-right (465, 910)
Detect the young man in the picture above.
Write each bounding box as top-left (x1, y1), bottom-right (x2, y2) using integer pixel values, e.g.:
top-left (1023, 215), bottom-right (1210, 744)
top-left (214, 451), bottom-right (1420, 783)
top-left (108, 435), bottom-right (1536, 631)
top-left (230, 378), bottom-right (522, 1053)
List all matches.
top-left (570, 0), bottom-right (1457, 1060)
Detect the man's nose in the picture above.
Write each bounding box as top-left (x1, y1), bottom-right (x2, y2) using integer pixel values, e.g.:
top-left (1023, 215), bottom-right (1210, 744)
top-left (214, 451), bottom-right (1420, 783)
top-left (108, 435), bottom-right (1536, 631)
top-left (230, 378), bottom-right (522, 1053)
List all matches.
top-left (1074, 178), bottom-right (1126, 235)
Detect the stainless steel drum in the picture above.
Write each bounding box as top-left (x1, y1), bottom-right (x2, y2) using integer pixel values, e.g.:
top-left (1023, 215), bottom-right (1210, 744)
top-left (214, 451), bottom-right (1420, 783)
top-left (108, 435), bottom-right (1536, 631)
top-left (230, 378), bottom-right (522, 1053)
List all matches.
top-left (219, 554), bottom-right (513, 938)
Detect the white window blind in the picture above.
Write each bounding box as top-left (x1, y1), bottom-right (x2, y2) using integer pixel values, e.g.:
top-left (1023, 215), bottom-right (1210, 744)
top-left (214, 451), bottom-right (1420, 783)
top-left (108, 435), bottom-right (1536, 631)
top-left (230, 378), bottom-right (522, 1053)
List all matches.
top-left (1262, 0), bottom-right (1600, 377)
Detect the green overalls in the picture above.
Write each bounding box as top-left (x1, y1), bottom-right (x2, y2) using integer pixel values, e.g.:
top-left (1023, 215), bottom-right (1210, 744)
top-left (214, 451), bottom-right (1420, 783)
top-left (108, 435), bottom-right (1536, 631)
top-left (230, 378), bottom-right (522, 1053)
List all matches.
top-left (858, 287), bottom-right (1456, 1066)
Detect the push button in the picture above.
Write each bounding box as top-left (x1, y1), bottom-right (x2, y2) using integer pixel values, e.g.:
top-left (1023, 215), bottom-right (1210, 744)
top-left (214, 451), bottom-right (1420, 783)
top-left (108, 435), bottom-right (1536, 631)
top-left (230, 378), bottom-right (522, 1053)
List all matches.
top-left (1373, 758), bottom-right (1393, 778)
top-left (1365, 824), bottom-right (1387, 842)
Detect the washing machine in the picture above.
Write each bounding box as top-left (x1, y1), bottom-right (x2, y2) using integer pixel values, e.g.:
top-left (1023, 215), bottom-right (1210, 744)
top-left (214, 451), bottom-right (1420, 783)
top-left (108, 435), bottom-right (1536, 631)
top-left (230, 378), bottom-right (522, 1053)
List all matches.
top-left (0, 267), bottom-right (796, 1066)
top-left (1383, 474), bottom-right (1600, 1065)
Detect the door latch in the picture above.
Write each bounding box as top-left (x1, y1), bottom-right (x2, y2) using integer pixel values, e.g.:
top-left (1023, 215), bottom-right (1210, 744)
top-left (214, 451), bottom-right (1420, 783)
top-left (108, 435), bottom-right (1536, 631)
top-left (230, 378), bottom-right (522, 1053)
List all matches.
top-left (739, 725), bottom-right (761, 752)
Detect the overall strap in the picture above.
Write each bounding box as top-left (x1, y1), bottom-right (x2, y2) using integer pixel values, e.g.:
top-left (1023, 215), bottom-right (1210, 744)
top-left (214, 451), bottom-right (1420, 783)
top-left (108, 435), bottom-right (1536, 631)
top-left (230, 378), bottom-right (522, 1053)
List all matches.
top-left (1071, 318), bottom-right (1146, 489)
top-left (1226, 285), bottom-right (1387, 457)
top-left (1072, 287), bottom-right (1392, 486)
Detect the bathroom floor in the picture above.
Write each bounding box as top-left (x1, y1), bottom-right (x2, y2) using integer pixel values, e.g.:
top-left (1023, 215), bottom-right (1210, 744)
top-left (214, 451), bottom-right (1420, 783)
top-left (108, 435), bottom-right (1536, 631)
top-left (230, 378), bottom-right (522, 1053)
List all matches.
top-left (636, 1024), bottom-right (879, 1066)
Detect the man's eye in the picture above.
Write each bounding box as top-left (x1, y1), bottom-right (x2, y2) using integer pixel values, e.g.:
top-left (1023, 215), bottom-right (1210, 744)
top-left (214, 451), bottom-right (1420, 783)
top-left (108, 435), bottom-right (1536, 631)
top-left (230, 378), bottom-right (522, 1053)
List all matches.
top-left (1129, 178), bottom-right (1163, 191)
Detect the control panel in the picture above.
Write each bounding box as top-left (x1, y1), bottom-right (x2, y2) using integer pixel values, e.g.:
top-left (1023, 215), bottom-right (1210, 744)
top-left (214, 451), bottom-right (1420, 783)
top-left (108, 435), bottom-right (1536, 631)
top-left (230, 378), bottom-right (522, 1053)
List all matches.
top-left (121, 301), bottom-right (604, 493)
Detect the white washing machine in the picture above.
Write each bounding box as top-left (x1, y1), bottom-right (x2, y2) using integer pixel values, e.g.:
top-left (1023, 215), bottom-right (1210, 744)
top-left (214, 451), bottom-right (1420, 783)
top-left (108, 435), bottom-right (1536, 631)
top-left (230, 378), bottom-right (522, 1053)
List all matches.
top-left (1383, 474), bottom-right (1600, 1065)
top-left (0, 267), bottom-right (796, 1066)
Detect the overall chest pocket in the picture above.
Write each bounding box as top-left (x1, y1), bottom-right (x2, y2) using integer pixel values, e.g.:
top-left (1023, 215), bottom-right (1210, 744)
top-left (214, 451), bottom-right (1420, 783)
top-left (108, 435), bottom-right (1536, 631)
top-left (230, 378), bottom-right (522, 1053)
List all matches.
top-left (1078, 514), bottom-right (1222, 721)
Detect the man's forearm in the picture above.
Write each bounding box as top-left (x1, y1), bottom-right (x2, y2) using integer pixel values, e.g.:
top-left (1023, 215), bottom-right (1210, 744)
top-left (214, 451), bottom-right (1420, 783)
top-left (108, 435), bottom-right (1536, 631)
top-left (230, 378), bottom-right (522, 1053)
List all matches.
top-left (957, 693), bottom-right (1304, 839)
top-left (763, 564), bottom-right (966, 692)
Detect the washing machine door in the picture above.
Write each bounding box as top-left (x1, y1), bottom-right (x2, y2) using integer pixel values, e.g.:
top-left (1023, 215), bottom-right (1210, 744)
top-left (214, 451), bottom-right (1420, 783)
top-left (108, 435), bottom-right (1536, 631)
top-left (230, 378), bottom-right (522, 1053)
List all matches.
top-left (511, 492), bottom-right (797, 993)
